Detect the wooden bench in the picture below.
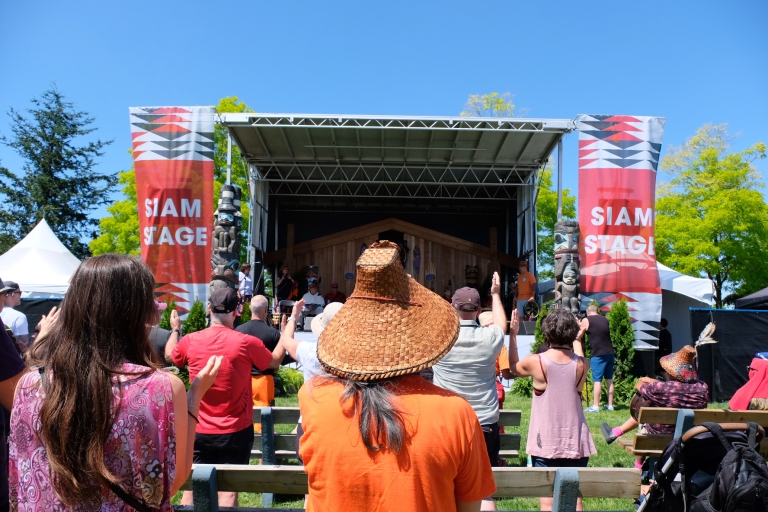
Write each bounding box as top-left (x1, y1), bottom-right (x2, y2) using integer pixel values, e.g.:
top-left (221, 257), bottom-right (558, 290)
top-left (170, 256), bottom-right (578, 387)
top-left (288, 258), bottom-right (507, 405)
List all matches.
top-left (617, 408), bottom-right (768, 458)
top-left (253, 406), bottom-right (524, 461)
top-left (176, 464), bottom-right (641, 512)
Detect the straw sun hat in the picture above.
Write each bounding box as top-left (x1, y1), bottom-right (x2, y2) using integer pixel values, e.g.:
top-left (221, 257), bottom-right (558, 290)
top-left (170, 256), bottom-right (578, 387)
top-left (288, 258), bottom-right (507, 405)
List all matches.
top-left (317, 240), bottom-right (460, 381)
top-left (660, 345), bottom-right (698, 383)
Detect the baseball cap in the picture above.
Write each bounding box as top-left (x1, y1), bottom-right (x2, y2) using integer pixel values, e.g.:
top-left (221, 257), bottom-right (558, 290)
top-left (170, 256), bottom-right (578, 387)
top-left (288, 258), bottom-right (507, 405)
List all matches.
top-left (451, 287), bottom-right (480, 311)
top-left (0, 277), bottom-right (14, 294)
top-left (3, 281), bottom-right (19, 293)
top-left (210, 288), bottom-right (239, 313)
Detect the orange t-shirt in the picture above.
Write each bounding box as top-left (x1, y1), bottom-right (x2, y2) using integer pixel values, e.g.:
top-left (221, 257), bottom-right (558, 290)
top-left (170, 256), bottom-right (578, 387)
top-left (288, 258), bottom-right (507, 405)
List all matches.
top-left (495, 344), bottom-right (510, 376)
top-left (516, 271), bottom-right (536, 300)
top-left (298, 374), bottom-right (496, 512)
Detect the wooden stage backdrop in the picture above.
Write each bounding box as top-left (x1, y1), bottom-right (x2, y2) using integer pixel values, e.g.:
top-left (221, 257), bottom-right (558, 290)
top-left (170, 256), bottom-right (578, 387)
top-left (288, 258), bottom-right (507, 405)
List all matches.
top-left (265, 218), bottom-right (517, 298)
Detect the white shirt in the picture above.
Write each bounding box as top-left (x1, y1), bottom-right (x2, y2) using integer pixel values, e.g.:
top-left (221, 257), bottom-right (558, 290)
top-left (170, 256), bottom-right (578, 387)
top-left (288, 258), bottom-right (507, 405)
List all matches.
top-left (238, 272), bottom-right (253, 296)
top-left (296, 340), bottom-right (323, 423)
top-left (301, 292), bottom-right (324, 308)
top-left (1, 307), bottom-right (29, 336)
top-left (431, 320), bottom-right (505, 425)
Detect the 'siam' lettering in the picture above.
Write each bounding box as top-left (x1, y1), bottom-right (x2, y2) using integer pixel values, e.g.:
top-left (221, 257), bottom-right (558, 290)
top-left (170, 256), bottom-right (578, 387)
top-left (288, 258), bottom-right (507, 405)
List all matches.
top-left (144, 198), bottom-right (201, 218)
top-left (591, 206), bottom-right (653, 227)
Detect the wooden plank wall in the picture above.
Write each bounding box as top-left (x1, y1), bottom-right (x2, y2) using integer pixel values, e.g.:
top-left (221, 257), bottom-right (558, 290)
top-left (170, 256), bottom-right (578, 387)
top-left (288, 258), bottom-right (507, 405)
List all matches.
top-left (291, 232), bottom-right (490, 298)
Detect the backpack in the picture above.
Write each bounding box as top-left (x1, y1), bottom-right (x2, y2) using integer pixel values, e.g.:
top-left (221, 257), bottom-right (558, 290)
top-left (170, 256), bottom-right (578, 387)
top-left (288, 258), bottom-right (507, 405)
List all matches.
top-left (689, 422), bottom-right (768, 512)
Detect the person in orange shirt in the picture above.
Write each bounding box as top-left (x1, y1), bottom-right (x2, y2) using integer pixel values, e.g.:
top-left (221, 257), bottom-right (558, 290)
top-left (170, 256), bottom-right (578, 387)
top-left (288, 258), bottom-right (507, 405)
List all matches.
top-left (299, 241), bottom-right (496, 512)
top-left (515, 261), bottom-right (537, 318)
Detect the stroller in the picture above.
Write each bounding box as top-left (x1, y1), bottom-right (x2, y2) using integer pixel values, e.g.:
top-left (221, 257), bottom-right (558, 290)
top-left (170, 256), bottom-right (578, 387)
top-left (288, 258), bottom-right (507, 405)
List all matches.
top-left (638, 422), bottom-right (768, 512)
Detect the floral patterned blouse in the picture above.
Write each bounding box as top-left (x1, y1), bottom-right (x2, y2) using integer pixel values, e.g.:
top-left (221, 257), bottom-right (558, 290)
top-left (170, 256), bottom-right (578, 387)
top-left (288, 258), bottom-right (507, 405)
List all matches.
top-left (9, 363), bottom-right (177, 511)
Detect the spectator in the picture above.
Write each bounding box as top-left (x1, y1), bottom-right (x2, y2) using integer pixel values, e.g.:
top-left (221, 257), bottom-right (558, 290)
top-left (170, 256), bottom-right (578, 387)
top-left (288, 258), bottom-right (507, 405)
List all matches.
top-left (431, 273), bottom-right (507, 511)
top-left (1, 281), bottom-right (29, 352)
top-left (323, 282), bottom-right (346, 305)
top-left (508, 309), bottom-right (595, 512)
top-left (515, 261), bottom-right (536, 317)
top-left (166, 287), bottom-right (286, 508)
top-left (601, 346), bottom-right (708, 444)
top-left (443, 285), bottom-right (452, 302)
top-left (276, 265), bottom-right (295, 302)
top-left (9, 255), bottom-right (222, 512)
top-left (300, 282), bottom-right (324, 330)
top-left (577, 304), bottom-right (615, 412)
top-left (149, 300), bottom-right (172, 365)
top-left (478, 311), bottom-right (512, 435)
top-left (236, 295), bottom-right (295, 427)
top-left (0, 277), bottom-right (26, 512)
top-left (239, 263), bottom-right (253, 304)
top-left (300, 241), bottom-right (495, 512)
top-left (730, 358), bottom-right (768, 410)
top-left (655, 318), bottom-right (673, 376)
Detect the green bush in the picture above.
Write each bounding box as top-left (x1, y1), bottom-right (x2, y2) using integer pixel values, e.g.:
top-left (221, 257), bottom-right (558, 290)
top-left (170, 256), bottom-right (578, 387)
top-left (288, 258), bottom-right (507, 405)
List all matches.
top-left (158, 297), bottom-right (176, 330)
top-left (276, 367), bottom-right (304, 395)
top-left (240, 302), bottom-right (252, 324)
top-left (606, 298), bottom-right (636, 403)
top-left (183, 297), bottom-right (208, 335)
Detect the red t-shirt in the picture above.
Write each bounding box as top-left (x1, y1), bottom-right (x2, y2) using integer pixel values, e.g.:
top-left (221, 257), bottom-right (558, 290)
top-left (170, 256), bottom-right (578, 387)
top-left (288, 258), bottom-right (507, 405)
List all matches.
top-left (299, 375), bottom-right (496, 511)
top-left (172, 326), bottom-right (272, 434)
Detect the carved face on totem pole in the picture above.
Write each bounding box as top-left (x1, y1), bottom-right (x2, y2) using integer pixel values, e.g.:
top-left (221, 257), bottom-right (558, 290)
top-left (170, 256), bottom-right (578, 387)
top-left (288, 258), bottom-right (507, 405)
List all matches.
top-left (554, 220), bottom-right (580, 282)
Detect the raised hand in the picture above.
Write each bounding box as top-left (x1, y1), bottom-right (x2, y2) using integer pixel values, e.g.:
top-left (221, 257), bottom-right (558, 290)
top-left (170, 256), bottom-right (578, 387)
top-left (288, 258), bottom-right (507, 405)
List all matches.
top-left (37, 306), bottom-right (60, 338)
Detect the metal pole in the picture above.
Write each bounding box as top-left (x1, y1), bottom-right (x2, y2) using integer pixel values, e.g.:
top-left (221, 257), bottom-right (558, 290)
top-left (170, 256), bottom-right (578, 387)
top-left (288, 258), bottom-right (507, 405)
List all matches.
top-left (557, 140), bottom-right (563, 221)
top-left (226, 132), bottom-right (232, 185)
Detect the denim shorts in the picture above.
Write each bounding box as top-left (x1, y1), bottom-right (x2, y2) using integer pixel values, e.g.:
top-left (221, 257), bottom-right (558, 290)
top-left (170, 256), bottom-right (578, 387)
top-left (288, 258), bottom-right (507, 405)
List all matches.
top-left (590, 354), bottom-right (615, 381)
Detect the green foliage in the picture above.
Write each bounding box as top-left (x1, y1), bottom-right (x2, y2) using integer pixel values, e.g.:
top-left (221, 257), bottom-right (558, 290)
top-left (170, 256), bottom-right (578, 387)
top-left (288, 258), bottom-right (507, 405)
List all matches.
top-left (606, 298), bottom-right (636, 403)
top-left (656, 124), bottom-right (768, 307)
top-left (276, 367), bottom-right (304, 395)
top-left (240, 302), bottom-right (252, 324)
top-left (510, 302), bottom-right (552, 398)
top-left (535, 166), bottom-right (577, 279)
top-left (158, 297), bottom-right (177, 330)
top-left (460, 92), bottom-right (516, 117)
top-left (182, 297), bottom-right (208, 335)
top-left (0, 87), bottom-right (116, 257)
top-left (90, 163), bottom-right (140, 256)
top-left (263, 268), bottom-right (273, 299)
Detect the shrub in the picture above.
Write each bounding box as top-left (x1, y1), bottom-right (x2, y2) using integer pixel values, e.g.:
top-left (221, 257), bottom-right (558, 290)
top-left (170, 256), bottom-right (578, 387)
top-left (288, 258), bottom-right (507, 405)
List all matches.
top-left (183, 297), bottom-right (208, 335)
top-left (158, 297), bottom-right (176, 330)
top-left (240, 302), bottom-right (252, 324)
top-left (276, 367), bottom-right (304, 395)
top-left (606, 298), bottom-right (636, 403)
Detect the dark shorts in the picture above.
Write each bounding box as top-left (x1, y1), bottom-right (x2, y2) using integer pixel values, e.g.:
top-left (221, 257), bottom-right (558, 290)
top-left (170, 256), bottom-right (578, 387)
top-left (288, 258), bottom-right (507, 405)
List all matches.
top-left (481, 422), bottom-right (501, 467)
top-left (531, 456), bottom-right (590, 468)
top-left (591, 354), bottom-right (615, 381)
top-left (194, 425), bottom-right (254, 465)
top-left (295, 421), bottom-right (305, 465)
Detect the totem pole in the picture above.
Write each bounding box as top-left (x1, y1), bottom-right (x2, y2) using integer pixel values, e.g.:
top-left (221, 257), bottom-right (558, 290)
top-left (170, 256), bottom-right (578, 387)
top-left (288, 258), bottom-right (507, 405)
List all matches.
top-left (210, 184), bottom-right (243, 294)
top-left (553, 220), bottom-right (581, 314)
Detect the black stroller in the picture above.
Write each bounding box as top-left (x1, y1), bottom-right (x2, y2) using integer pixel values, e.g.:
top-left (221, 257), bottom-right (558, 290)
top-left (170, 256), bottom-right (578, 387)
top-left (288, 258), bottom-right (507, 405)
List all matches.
top-left (638, 422), bottom-right (768, 512)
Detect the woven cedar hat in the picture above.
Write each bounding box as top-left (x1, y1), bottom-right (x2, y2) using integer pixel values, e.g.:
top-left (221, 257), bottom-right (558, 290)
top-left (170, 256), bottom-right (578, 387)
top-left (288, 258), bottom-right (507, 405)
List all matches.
top-left (660, 345), bottom-right (698, 383)
top-left (317, 240), bottom-right (460, 381)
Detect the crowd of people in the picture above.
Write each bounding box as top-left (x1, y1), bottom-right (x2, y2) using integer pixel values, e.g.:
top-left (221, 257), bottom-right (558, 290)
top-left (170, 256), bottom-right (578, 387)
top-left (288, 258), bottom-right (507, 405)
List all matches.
top-left (0, 247), bottom-right (764, 512)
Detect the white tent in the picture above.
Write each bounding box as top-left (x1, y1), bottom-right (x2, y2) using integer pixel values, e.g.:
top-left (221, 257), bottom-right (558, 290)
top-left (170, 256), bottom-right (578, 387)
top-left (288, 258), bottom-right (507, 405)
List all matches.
top-left (0, 219), bottom-right (81, 297)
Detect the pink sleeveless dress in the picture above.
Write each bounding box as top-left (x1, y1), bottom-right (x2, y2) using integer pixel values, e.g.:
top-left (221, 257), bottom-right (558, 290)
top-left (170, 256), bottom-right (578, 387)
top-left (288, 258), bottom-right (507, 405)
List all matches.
top-left (526, 354), bottom-right (596, 459)
top-left (9, 363), bottom-right (177, 511)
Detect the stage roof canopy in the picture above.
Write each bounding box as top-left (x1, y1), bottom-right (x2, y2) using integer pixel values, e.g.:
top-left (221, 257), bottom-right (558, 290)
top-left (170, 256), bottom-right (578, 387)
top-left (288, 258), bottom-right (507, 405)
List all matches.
top-left (220, 113), bottom-right (574, 201)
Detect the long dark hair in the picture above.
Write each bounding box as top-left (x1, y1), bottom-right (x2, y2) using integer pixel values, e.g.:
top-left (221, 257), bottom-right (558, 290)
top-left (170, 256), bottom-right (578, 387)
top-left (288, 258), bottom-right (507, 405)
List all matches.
top-left (319, 375), bottom-right (408, 454)
top-left (29, 254), bottom-right (159, 507)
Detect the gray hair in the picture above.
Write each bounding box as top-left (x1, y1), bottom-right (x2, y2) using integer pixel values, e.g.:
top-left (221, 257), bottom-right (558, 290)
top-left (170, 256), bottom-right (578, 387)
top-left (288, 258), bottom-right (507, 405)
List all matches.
top-left (210, 311), bottom-right (232, 325)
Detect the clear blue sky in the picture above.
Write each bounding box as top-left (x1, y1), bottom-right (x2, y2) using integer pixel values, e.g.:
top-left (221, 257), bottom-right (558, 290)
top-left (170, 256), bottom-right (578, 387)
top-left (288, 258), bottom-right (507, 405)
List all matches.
top-left (1, 1), bottom-right (766, 209)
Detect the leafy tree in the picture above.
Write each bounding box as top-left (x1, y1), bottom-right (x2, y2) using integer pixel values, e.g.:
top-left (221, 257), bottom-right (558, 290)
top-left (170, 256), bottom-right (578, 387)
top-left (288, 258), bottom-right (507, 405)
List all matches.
top-left (90, 163), bottom-right (140, 256)
top-left (656, 124), bottom-right (768, 307)
top-left (460, 92), bottom-right (516, 117)
top-left (535, 166), bottom-right (577, 279)
top-left (182, 297), bottom-right (208, 335)
top-left (0, 87), bottom-right (115, 257)
top-left (605, 298), bottom-right (637, 402)
top-left (158, 297), bottom-right (177, 330)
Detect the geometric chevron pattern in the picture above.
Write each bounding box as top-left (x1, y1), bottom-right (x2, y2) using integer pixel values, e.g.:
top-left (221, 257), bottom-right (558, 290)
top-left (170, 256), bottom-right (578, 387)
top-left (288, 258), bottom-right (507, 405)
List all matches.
top-left (576, 114), bottom-right (666, 349)
top-left (130, 107), bottom-right (215, 162)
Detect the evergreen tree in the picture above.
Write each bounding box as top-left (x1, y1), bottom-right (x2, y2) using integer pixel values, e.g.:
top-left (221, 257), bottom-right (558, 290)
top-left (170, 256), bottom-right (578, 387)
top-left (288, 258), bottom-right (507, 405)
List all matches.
top-left (182, 297), bottom-right (208, 335)
top-left (158, 297), bottom-right (177, 330)
top-left (0, 87), bottom-right (115, 257)
top-left (606, 298), bottom-right (637, 402)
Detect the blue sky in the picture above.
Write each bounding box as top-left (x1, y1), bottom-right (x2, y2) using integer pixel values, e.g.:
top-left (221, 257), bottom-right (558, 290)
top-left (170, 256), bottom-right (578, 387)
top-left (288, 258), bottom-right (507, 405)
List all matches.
top-left (1, 1), bottom-right (766, 210)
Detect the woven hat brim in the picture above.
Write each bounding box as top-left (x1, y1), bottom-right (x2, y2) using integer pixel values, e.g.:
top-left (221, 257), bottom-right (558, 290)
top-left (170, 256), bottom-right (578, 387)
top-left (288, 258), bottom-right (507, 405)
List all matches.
top-left (660, 347), bottom-right (697, 382)
top-left (317, 276), bottom-right (460, 381)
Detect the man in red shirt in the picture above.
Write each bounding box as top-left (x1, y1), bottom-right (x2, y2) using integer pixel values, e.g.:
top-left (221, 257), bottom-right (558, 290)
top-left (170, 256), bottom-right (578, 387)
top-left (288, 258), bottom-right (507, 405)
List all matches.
top-left (166, 288), bottom-right (286, 507)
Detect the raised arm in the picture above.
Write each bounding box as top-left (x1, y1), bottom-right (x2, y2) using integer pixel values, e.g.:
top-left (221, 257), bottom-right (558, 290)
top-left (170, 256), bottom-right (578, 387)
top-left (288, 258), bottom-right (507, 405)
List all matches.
top-left (164, 309), bottom-right (183, 366)
top-left (490, 272), bottom-right (507, 334)
top-left (279, 299), bottom-right (306, 360)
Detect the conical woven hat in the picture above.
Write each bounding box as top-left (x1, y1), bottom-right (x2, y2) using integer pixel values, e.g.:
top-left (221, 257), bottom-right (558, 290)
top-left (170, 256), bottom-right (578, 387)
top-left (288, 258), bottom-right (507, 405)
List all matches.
top-left (317, 240), bottom-right (460, 381)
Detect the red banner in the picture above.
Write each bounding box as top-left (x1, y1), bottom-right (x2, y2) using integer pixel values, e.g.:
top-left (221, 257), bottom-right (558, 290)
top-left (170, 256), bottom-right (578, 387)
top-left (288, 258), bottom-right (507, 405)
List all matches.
top-left (130, 107), bottom-right (215, 313)
top-left (576, 115), bottom-right (665, 348)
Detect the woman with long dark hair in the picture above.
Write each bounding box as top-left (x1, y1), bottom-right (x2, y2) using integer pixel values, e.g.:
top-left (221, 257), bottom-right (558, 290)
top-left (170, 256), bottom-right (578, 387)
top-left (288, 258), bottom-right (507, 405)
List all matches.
top-left (9, 254), bottom-right (222, 511)
top-left (299, 241), bottom-right (496, 512)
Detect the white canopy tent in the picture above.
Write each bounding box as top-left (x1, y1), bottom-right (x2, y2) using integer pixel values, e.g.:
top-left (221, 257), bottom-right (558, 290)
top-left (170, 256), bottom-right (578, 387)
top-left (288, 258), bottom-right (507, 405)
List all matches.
top-left (0, 219), bottom-right (81, 298)
top-left (539, 262), bottom-right (714, 348)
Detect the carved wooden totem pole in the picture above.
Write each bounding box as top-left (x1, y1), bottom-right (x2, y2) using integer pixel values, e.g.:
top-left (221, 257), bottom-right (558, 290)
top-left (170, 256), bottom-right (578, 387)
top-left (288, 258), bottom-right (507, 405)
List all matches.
top-left (554, 220), bottom-right (581, 314)
top-left (210, 184), bottom-right (243, 294)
